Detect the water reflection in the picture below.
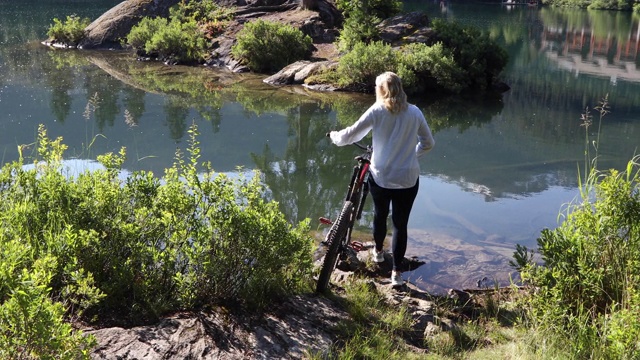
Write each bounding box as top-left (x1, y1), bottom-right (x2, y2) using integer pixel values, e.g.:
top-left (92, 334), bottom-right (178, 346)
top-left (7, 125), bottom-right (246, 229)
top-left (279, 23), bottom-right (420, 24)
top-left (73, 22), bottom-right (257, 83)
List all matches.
top-left (540, 9), bottom-right (640, 83)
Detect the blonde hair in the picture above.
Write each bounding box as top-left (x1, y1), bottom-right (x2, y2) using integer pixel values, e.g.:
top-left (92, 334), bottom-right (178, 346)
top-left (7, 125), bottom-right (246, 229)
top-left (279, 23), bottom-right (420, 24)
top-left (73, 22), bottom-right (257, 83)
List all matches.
top-left (375, 72), bottom-right (408, 114)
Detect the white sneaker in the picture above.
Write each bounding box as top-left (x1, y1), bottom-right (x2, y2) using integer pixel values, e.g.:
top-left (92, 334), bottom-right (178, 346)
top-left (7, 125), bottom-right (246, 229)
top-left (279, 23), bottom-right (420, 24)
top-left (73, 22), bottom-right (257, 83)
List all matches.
top-left (371, 248), bottom-right (384, 263)
top-left (391, 271), bottom-right (404, 286)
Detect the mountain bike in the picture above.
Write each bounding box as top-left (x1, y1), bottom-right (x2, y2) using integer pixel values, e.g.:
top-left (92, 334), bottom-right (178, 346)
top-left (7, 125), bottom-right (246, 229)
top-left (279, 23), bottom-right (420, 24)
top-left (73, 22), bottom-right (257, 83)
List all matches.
top-left (316, 140), bottom-right (372, 293)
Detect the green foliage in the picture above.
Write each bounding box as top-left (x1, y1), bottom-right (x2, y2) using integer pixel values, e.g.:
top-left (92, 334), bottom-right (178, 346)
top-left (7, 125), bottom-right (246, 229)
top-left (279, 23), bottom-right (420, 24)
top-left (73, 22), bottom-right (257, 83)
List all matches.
top-left (336, 41), bottom-right (398, 90)
top-left (0, 123), bottom-right (314, 336)
top-left (231, 20), bottom-right (312, 73)
top-left (127, 17), bottom-right (207, 64)
top-left (337, 0), bottom-right (403, 20)
top-left (169, 0), bottom-right (234, 24)
top-left (169, 0), bottom-right (234, 39)
top-left (332, 40), bottom-right (475, 94)
top-left (430, 19), bottom-right (509, 91)
top-left (125, 0), bottom-right (230, 64)
top-left (588, 0), bottom-right (635, 10)
top-left (327, 19), bottom-right (508, 94)
top-left (0, 256), bottom-right (96, 359)
top-left (509, 99), bottom-right (640, 358)
top-left (544, 0), bottom-right (635, 9)
top-left (47, 14), bottom-right (91, 46)
top-left (126, 16), bottom-right (166, 51)
top-left (336, 0), bottom-right (402, 51)
top-left (517, 156), bottom-right (640, 357)
top-left (397, 42), bottom-right (465, 94)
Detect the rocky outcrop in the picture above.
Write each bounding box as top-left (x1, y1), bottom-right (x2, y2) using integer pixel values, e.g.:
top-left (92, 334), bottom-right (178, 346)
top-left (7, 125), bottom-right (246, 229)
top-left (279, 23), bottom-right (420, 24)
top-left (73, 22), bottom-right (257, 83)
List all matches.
top-left (89, 295), bottom-right (350, 359)
top-left (78, 0), bottom-right (181, 49)
top-left (87, 242), bottom-right (490, 359)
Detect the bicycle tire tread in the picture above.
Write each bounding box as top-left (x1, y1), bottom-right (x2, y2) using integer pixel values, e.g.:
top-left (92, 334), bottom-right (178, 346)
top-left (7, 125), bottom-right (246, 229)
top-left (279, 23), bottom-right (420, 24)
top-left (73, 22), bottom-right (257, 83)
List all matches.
top-left (316, 201), bottom-right (354, 293)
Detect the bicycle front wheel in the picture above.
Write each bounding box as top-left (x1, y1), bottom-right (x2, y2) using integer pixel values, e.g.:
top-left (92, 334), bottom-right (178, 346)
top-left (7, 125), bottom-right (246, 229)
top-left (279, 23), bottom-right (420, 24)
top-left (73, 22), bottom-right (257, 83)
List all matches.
top-left (316, 201), bottom-right (354, 294)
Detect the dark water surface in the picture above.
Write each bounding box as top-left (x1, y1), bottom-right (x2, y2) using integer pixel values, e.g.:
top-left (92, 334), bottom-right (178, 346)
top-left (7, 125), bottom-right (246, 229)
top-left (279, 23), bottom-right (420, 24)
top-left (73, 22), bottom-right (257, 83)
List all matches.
top-left (1, 0), bottom-right (639, 293)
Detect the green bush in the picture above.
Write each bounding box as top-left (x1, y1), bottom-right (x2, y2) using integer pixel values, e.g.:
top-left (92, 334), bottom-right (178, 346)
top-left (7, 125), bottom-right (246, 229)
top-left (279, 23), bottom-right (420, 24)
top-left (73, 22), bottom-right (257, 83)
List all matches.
top-left (127, 17), bottom-right (207, 63)
top-left (332, 40), bottom-right (468, 94)
top-left (336, 41), bottom-right (398, 90)
top-left (397, 42), bottom-right (465, 94)
top-left (337, 0), bottom-right (402, 21)
top-left (231, 19), bottom-right (313, 73)
top-left (169, 0), bottom-right (234, 24)
top-left (126, 16), bottom-right (166, 51)
top-left (336, 0), bottom-right (402, 51)
top-left (0, 255), bottom-right (96, 359)
top-left (0, 124), bottom-right (314, 330)
top-left (47, 14), bottom-right (91, 46)
top-left (429, 19), bottom-right (509, 91)
top-left (518, 155), bottom-right (640, 357)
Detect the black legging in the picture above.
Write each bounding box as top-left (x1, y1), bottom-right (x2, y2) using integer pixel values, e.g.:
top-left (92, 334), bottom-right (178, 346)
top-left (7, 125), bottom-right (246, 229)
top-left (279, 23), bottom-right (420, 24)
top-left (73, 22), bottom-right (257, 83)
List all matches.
top-left (368, 177), bottom-right (419, 271)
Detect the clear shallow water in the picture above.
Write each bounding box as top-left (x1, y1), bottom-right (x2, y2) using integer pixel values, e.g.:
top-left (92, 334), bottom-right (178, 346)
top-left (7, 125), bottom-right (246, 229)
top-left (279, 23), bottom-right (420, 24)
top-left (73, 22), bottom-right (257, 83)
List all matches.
top-left (1, 0), bottom-right (639, 293)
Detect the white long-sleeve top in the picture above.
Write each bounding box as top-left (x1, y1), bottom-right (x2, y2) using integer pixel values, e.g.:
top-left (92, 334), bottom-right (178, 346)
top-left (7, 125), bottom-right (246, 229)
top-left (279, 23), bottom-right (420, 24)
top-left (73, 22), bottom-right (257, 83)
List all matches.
top-left (330, 102), bottom-right (435, 189)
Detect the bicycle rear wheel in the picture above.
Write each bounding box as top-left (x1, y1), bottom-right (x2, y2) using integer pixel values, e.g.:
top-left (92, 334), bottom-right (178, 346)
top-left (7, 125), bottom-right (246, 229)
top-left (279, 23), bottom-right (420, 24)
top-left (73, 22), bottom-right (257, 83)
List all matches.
top-left (316, 201), bottom-right (354, 293)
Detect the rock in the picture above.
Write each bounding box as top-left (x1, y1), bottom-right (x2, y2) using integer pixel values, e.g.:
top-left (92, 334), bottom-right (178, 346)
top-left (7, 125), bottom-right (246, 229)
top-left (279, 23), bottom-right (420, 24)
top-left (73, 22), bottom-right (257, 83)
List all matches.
top-left (377, 11), bottom-right (431, 45)
top-left (263, 60), bottom-right (337, 85)
top-left (89, 295), bottom-right (351, 359)
top-left (79, 0), bottom-right (181, 49)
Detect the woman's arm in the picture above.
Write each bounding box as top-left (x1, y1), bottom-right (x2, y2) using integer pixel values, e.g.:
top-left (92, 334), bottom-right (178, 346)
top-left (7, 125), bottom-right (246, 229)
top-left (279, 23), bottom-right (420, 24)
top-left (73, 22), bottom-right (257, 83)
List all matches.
top-left (329, 106), bottom-right (375, 146)
top-left (416, 111), bottom-right (435, 158)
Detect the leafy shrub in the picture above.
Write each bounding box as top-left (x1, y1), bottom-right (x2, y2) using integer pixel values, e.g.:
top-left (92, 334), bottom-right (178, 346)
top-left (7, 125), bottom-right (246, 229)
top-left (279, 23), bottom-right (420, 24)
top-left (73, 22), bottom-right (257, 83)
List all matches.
top-left (429, 19), bottom-right (509, 91)
top-left (170, 0), bottom-right (234, 24)
top-left (337, 0), bottom-right (402, 20)
top-left (232, 20), bottom-right (312, 73)
top-left (126, 0), bottom-right (234, 63)
top-left (0, 124), bottom-right (314, 329)
top-left (169, 0), bottom-right (234, 39)
top-left (588, 0), bottom-right (634, 10)
top-left (332, 40), bottom-right (468, 94)
top-left (335, 41), bottom-right (398, 90)
top-left (518, 155), bottom-right (640, 357)
top-left (0, 255), bottom-right (96, 359)
top-left (397, 42), bottom-right (465, 94)
top-left (47, 14), bottom-right (91, 46)
top-left (336, 0), bottom-right (402, 51)
top-left (126, 16), bottom-right (166, 51)
top-left (337, 4), bottom-right (381, 51)
top-left (127, 17), bottom-right (207, 64)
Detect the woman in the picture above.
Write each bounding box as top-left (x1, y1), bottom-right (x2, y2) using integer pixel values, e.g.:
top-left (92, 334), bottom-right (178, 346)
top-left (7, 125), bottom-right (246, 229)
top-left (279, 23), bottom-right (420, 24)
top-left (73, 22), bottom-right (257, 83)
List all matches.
top-left (328, 72), bottom-right (435, 286)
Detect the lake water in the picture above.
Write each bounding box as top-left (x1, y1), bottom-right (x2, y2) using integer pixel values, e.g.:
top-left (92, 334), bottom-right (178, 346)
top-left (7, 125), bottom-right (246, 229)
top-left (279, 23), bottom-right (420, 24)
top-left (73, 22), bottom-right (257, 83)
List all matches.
top-left (1, 0), bottom-right (639, 293)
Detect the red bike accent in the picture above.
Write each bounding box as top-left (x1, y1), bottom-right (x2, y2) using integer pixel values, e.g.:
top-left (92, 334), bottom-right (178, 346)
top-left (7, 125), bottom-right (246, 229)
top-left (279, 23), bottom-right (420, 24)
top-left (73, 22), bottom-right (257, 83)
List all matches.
top-left (319, 217), bottom-right (333, 225)
top-left (350, 241), bottom-right (365, 252)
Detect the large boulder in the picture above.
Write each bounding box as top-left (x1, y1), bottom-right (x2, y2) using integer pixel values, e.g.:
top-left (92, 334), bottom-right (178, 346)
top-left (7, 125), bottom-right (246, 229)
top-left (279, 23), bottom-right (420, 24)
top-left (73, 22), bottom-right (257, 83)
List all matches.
top-left (78, 0), bottom-right (181, 49)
